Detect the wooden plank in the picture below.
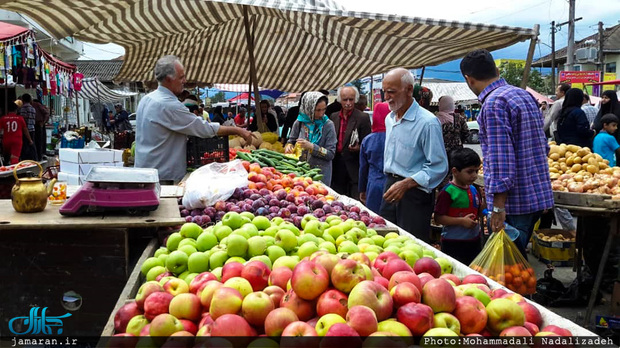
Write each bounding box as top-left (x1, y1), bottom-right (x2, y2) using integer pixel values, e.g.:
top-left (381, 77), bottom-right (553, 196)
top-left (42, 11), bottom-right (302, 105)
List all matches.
top-left (101, 238), bottom-right (158, 337)
top-left (0, 198), bottom-right (184, 230)
top-left (553, 191), bottom-right (620, 209)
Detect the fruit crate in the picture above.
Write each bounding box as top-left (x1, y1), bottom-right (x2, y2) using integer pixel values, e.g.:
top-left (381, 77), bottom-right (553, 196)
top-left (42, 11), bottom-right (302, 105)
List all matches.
top-left (60, 137), bottom-right (85, 148)
top-left (186, 136), bottom-right (229, 168)
top-left (531, 229), bottom-right (576, 267)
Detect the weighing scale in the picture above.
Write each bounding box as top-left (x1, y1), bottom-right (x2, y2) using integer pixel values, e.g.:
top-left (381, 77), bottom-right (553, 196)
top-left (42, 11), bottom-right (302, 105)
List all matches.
top-left (59, 167), bottom-right (161, 216)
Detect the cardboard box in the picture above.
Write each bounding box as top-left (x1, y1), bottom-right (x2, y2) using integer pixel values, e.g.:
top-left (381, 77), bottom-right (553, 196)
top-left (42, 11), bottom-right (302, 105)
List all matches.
top-left (58, 172), bottom-right (86, 186)
top-left (60, 162), bottom-right (94, 176)
top-left (59, 148), bottom-right (118, 164)
top-left (531, 229), bottom-right (576, 266)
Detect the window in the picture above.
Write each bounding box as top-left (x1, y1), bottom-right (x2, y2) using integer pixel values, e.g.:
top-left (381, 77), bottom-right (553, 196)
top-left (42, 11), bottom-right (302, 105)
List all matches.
top-left (606, 62), bottom-right (617, 73)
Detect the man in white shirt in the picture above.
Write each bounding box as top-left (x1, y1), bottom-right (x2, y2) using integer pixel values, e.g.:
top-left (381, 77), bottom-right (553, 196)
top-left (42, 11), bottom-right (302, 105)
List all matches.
top-left (544, 83), bottom-right (570, 139)
top-left (135, 55), bottom-right (252, 182)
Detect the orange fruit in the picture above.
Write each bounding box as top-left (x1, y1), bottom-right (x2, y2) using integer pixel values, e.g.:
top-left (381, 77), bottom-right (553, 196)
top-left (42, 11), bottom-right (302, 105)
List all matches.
top-left (527, 268), bottom-right (535, 276)
top-left (511, 265), bottom-right (521, 278)
top-left (517, 284), bottom-right (528, 295)
top-left (512, 276), bottom-right (523, 288)
top-left (504, 272), bottom-right (513, 284)
top-left (527, 277), bottom-right (536, 288)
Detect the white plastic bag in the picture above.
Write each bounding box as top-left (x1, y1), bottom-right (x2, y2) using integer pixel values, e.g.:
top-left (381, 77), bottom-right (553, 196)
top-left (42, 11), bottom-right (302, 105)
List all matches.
top-left (182, 160), bottom-right (248, 209)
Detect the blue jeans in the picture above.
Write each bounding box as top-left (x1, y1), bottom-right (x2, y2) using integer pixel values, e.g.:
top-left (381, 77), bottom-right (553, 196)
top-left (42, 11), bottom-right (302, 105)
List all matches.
top-left (506, 211), bottom-right (543, 260)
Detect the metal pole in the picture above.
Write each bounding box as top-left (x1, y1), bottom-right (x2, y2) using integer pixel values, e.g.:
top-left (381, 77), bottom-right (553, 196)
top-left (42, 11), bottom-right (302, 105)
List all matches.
top-left (243, 5), bottom-right (265, 132)
top-left (419, 66), bottom-right (426, 85)
top-left (521, 25), bottom-right (540, 89)
top-left (551, 21), bottom-right (556, 87)
top-left (75, 91), bottom-right (80, 127)
top-left (566, 0), bottom-right (576, 71)
top-left (598, 22), bottom-right (605, 73)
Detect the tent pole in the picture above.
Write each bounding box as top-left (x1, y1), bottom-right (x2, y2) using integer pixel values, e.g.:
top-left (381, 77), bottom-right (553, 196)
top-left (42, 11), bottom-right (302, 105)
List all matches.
top-left (75, 91), bottom-right (80, 128)
top-left (419, 66), bottom-right (426, 85)
top-left (521, 24), bottom-right (540, 90)
top-left (243, 5), bottom-right (266, 132)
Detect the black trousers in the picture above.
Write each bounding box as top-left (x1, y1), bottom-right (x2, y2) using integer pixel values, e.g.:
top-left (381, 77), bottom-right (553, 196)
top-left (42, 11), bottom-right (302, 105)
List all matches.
top-left (20, 131), bottom-right (37, 161)
top-left (331, 153), bottom-right (359, 199)
top-left (34, 124), bottom-right (46, 160)
top-left (380, 175), bottom-right (434, 244)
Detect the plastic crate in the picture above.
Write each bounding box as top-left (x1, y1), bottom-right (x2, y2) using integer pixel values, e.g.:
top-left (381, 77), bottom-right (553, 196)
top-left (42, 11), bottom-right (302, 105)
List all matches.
top-left (186, 136), bottom-right (229, 167)
top-left (60, 137), bottom-right (85, 148)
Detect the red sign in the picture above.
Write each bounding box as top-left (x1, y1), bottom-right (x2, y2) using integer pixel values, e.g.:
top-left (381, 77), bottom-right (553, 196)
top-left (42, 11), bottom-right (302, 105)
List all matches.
top-left (559, 71), bottom-right (600, 84)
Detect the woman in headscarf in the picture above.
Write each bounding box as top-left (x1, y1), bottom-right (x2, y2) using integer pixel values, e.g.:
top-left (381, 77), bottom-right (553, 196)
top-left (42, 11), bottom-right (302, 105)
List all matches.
top-left (285, 92), bottom-right (337, 185)
top-left (556, 88), bottom-right (594, 148)
top-left (436, 96), bottom-right (469, 158)
top-left (593, 90), bottom-right (620, 142)
top-left (358, 102), bottom-right (390, 214)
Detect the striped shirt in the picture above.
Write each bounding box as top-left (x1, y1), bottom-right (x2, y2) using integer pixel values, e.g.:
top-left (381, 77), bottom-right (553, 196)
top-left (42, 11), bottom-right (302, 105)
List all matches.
top-left (478, 79), bottom-right (553, 215)
top-left (19, 103), bottom-right (36, 132)
top-left (581, 104), bottom-right (598, 126)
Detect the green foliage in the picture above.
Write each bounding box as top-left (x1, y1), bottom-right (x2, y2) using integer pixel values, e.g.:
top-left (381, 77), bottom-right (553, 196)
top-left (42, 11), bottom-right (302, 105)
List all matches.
top-left (350, 79), bottom-right (366, 94)
top-left (210, 92), bottom-right (227, 104)
top-left (499, 62), bottom-right (551, 95)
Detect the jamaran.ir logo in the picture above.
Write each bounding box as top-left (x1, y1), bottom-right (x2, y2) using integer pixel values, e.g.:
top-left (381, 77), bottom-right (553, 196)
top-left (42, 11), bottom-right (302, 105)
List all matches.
top-left (8, 307), bottom-right (72, 335)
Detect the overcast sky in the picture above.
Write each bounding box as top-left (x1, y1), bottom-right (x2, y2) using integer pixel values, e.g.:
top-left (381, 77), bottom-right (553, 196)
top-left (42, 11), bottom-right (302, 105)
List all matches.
top-left (81, 0), bottom-right (620, 78)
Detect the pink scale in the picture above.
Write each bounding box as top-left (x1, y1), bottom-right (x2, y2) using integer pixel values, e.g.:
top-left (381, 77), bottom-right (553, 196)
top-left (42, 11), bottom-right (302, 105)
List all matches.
top-left (59, 167), bottom-right (160, 216)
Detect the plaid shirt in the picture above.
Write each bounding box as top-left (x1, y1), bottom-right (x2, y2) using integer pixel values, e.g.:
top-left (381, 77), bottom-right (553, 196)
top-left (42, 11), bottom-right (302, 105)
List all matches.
top-left (478, 79), bottom-right (553, 215)
top-left (19, 103), bottom-right (36, 132)
top-left (337, 109), bottom-right (352, 152)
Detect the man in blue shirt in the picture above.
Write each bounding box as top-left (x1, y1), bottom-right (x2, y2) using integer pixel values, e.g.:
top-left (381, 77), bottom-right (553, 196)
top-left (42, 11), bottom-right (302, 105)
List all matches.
top-left (593, 113), bottom-right (620, 167)
top-left (381, 68), bottom-right (448, 243)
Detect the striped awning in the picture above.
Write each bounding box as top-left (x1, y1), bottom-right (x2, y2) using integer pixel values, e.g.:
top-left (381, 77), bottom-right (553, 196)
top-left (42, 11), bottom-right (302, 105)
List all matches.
top-left (78, 77), bottom-right (137, 103)
top-left (0, 0), bottom-right (537, 92)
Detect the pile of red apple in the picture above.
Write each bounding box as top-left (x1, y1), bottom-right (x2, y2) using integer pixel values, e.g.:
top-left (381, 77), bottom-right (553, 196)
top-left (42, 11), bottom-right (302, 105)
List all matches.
top-left (114, 249), bottom-right (572, 346)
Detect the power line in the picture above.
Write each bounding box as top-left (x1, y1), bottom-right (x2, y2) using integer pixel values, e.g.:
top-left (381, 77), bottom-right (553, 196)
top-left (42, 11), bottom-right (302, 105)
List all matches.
top-left (82, 42), bottom-right (124, 56)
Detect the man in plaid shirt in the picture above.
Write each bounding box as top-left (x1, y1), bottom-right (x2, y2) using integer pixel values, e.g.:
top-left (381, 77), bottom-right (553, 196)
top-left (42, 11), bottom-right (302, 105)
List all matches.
top-left (18, 93), bottom-right (38, 161)
top-left (460, 49), bottom-right (553, 259)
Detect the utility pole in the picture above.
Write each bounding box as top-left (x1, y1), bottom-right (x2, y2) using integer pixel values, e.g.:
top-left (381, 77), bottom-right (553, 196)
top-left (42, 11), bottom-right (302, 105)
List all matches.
top-left (598, 22), bottom-right (605, 72)
top-left (566, 0), bottom-right (576, 71)
top-left (551, 21), bottom-right (556, 87)
top-left (552, 16), bottom-right (582, 81)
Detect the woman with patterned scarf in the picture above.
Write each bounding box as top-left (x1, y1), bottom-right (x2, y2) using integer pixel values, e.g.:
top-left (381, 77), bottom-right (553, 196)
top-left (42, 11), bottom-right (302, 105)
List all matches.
top-left (285, 92), bottom-right (338, 185)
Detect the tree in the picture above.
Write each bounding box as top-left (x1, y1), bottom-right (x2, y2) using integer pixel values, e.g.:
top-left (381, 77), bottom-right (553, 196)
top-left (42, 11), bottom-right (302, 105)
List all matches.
top-left (350, 79), bottom-right (366, 94)
top-left (210, 92), bottom-right (227, 104)
top-left (499, 62), bottom-right (551, 95)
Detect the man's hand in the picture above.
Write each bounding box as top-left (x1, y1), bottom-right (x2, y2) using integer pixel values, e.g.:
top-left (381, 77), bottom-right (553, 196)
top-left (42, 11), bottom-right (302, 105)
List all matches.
top-left (461, 214), bottom-right (478, 229)
top-left (238, 128), bottom-right (254, 145)
top-left (348, 144), bottom-right (360, 152)
top-left (491, 211), bottom-right (506, 232)
top-left (383, 178), bottom-right (417, 204)
top-left (284, 143), bottom-right (294, 154)
top-left (296, 139), bottom-right (313, 151)
top-left (359, 192), bottom-right (366, 205)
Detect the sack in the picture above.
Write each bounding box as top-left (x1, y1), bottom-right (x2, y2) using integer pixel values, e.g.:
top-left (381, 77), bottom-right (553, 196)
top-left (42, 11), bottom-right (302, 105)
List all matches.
top-left (182, 160), bottom-right (248, 210)
top-left (470, 230), bottom-right (537, 295)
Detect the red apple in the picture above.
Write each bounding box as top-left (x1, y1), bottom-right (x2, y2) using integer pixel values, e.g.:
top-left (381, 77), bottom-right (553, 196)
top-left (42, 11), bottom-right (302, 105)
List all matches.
top-left (179, 319), bottom-right (198, 335)
top-left (523, 322), bottom-right (540, 336)
top-left (452, 296), bottom-right (487, 334)
top-left (199, 280), bottom-right (223, 310)
top-left (210, 314), bottom-right (255, 336)
top-left (517, 301), bottom-right (543, 328)
top-left (114, 302), bottom-right (143, 333)
top-left (500, 293), bottom-right (525, 303)
top-left (540, 325), bottom-right (572, 336)
top-left (135, 281), bottom-right (164, 310)
top-left (198, 313), bottom-right (214, 329)
top-left (269, 267), bottom-right (293, 290)
top-left (347, 281), bottom-right (393, 321)
top-left (413, 257), bottom-right (441, 278)
top-left (491, 288), bottom-right (508, 299)
top-left (440, 273), bottom-right (461, 286)
top-left (348, 253), bottom-right (371, 267)
top-left (381, 259), bottom-right (413, 280)
top-left (374, 276), bottom-right (390, 289)
top-left (221, 262), bottom-right (245, 283)
top-left (500, 326), bottom-right (532, 336)
top-left (388, 271), bottom-right (422, 292)
top-left (390, 282), bottom-right (421, 307)
top-left (149, 313), bottom-right (184, 337)
top-left (373, 251), bottom-right (400, 275)
top-left (107, 334), bottom-right (139, 348)
top-left (346, 305), bottom-right (378, 337)
top-left (291, 260), bottom-right (329, 300)
top-left (242, 261), bottom-right (271, 292)
top-left (281, 321), bottom-right (318, 336)
top-left (316, 289), bottom-right (348, 318)
top-left (306, 317), bottom-right (320, 328)
top-left (139, 323), bottom-right (151, 336)
top-left (325, 323), bottom-right (360, 340)
top-left (417, 272), bottom-right (435, 289)
top-left (264, 308), bottom-right (299, 337)
top-left (144, 291), bottom-right (174, 321)
top-left (280, 289), bottom-right (316, 321)
top-left (421, 279), bottom-right (456, 313)
top-left (264, 285), bottom-right (286, 308)
top-left (331, 259), bottom-right (367, 293)
top-left (396, 302), bottom-right (434, 336)
top-left (485, 299), bottom-right (526, 334)
top-left (241, 291), bottom-right (275, 326)
top-left (313, 253), bottom-right (340, 277)
top-left (461, 274), bottom-right (488, 286)
top-left (169, 293), bottom-right (202, 321)
top-left (190, 272), bottom-right (217, 295)
top-left (209, 287), bottom-right (243, 320)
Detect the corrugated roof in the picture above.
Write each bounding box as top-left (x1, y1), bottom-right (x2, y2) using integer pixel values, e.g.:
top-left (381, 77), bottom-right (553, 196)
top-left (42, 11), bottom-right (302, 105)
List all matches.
top-left (68, 60), bottom-right (123, 82)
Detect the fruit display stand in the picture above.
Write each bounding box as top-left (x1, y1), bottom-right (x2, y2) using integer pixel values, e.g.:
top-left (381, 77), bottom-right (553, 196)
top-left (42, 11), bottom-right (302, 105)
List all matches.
top-left (0, 198), bottom-right (185, 338)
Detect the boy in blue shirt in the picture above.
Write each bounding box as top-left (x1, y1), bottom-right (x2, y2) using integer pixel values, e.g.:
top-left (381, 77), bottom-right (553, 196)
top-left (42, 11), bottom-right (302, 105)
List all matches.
top-left (593, 114), bottom-right (620, 167)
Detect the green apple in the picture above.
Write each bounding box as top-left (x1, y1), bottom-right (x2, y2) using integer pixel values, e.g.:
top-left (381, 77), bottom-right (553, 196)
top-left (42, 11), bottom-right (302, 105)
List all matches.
top-left (231, 229), bottom-right (251, 240)
top-left (325, 215), bottom-right (342, 224)
top-left (275, 229), bottom-right (297, 252)
top-left (433, 312), bottom-right (461, 335)
top-left (320, 222), bottom-right (330, 231)
top-left (154, 247), bottom-right (170, 258)
top-left (338, 241), bottom-right (359, 254)
top-left (226, 234), bottom-right (249, 257)
top-left (226, 256), bottom-right (247, 264)
top-left (126, 315), bottom-right (149, 336)
top-left (384, 245), bottom-right (402, 255)
top-left (366, 228), bottom-right (377, 236)
top-left (377, 319), bottom-right (412, 336)
top-left (434, 257), bottom-right (453, 274)
top-left (180, 222), bottom-right (202, 239)
top-left (196, 232), bottom-right (218, 252)
top-left (146, 265), bottom-right (166, 281)
top-left (266, 245), bottom-right (286, 263)
top-left (178, 244), bottom-right (198, 256)
top-left (166, 232), bottom-right (183, 251)
top-left (204, 225), bottom-right (215, 234)
top-left (297, 241), bottom-right (319, 259)
top-left (301, 214), bottom-right (318, 229)
top-left (335, 234), bottom-right (354, 247)
top-left (158, 276), bottom-right (175, 287)
top-left (166, 250), bottom-right (189, 274)
top-left (178, 238), bottom-right (197, 249)
top-left (240, 223), bottom-right (259, 237)
top-left (326, 225), bottom-right (344, 240)
top-left (422, 248), bottom-right (436, 258)
top-left (384, 232), bottom-right (400, 240)
top-left (364, 251), bottom-right (379, 262)
top-left (177, 270), bottom-right (191, 281)
top-left (223, 277), bottom-right (253, 298)
top-left (272, 255), bottom-right (299, 270)
top-left (401, 243), bottom-right (423, 258)
top-left (422, 327), bottom-right (459, 338)
top-left (222, 212), bottom-right (250, 230)
top-left (157, 253), bottom-right (169, 264)
top-left (279, 223), bottom-right (300, 236)
top-left (352, 221), bottom-right (367, 233)
top-left (341, 219), bottom-right (355, 233)
top-left (211, 267), bottom-right (222, 281)
top-left (261, 226), bottom-right (280, 237)
top-left (214, 225), bottom-right (233, 241)
top-left (317, 237), bottom-right (325, 244)
top-left (249, 255), bottom-right (272, 269)
top-left (370, 235), bottom-right (385, 246)
top-left (315, 313), bottom-right (346, 336)
top-left (319, 241), bottom-right (337, 254)
top-left (322, 232), bottom-right (336, 244)
top-left (303, 220), bottom-right (324, 237)
top-left (187, 252), bottom-right (210, 273)
top-left (240, 211), bottom-right (255, 221)
top-left (358, 237), bottom-right (375, 246)
top-left (252, 216), bottom-right (272, 231)
top-left (345, 230), bottom-right (360, 244)
top-left (298, 233), bottom-right (319, 246)
top-left (141, 257), bottom-right (164, 276)
top-left (463, 287), bottom-right (491, 306)
top-left (399, 250), bottom-right (420, 268)
top-left (364, 245), bottom-right (383, 254)
top-left (271, 217), bottom-right (285, 226)
top-left (183, 272), bottom-right (199, 285)
top-left (248, 236), bottom-right (267, 257)
top-left (263, 236), bottom-right (275, 247)
top-left (209, 250), bottom-right (228, 270)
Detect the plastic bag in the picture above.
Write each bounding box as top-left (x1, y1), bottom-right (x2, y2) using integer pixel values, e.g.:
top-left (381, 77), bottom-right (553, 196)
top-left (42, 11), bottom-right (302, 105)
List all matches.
top-left (469, 230), bottom-right (537, 295)
top-left (182, 160), bottom-right (248, 210)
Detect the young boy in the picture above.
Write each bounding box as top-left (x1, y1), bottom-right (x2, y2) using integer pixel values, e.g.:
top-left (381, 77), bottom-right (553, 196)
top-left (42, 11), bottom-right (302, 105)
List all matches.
top-left (1, 100), bottom-right (33, 164)
top-left (434, 148), bottom-right (483, 265)
top-left (593, 113), bottom-right (620, 167)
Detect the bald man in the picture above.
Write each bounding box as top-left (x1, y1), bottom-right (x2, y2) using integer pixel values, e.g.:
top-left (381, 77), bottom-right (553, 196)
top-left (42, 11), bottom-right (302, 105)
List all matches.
top-left (380, 68), bottom-right (448, 243)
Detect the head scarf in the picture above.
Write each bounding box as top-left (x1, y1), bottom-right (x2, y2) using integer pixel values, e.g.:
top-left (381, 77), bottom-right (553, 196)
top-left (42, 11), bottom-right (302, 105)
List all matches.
top-left (372, 102), bottom-right (389, 132)
top-left (297, 91), bottom-right (329, 144)
top-left (413, 85), bottom-right (433, 109)
top-left (560, 88), bottom-right (584, 122)
top-left (599, 90), bottom-right (620, 116)
top-left (436, 96), bottom-right (455, 125)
